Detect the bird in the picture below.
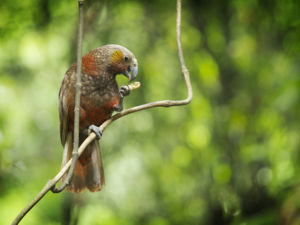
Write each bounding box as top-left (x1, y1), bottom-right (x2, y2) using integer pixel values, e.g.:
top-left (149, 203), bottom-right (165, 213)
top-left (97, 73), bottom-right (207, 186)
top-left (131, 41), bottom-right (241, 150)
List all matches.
top-left (59, 44), bottom-right (138, 193)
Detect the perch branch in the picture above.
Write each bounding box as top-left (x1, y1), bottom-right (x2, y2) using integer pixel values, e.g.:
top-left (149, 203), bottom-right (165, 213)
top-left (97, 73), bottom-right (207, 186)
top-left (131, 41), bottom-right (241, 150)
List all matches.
top-left (11, 0), bottom-right (192, 224)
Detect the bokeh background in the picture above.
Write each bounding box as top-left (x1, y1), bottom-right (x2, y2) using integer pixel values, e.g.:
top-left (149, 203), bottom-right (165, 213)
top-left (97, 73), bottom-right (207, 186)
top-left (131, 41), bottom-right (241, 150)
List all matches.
top-left (1, 0), bottom-right (300, 224)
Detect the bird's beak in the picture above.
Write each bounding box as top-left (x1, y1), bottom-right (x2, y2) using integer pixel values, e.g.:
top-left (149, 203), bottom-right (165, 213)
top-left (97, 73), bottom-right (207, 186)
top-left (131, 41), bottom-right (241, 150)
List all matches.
top-left (122, 58), bottom-right (138, 82)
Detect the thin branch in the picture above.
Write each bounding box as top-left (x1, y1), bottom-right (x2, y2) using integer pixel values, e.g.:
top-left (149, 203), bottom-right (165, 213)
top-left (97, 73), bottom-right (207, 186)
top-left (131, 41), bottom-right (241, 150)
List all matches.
top-left (51, 0), bottom-right (85, 193)
top-left (11, 0), bottom-right (85, 224)
top-left (99, 0), bottom-right (192, 133)
top-left (11, 0), bottom-right (192, 224)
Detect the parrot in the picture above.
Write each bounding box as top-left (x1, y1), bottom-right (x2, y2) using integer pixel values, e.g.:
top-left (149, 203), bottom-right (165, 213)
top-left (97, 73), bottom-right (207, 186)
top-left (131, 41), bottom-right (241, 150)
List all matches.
top-left (59, 44), bottom-right (138, 193)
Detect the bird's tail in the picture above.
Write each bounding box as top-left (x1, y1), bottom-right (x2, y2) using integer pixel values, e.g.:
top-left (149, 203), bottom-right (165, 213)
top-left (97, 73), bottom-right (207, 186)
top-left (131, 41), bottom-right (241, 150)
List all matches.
top-left (61, 132), bottom-right (105, 193)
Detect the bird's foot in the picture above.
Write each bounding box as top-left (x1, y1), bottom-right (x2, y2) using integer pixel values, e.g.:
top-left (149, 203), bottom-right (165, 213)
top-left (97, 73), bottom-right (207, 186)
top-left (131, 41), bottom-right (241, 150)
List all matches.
top-left (119, 85), bottom-right (131, 98)
top-left (88, 125), bottom-right (102, 140)
top-left (113, 86), bottom-right (131, 112)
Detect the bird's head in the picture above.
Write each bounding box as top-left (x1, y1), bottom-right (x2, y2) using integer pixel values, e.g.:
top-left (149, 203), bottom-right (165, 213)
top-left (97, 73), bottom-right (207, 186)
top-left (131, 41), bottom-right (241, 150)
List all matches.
top-left (106, 44), bottom-right (138, 82)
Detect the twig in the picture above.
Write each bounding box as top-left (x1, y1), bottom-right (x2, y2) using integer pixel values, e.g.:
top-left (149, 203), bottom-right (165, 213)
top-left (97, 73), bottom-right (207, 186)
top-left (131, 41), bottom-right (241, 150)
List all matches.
top-left (11, 0), bottom-right (192, 224)
top-left (51, 0), bottom-right (84, 193)
top-left (99, 0), bottom-right (192, 133)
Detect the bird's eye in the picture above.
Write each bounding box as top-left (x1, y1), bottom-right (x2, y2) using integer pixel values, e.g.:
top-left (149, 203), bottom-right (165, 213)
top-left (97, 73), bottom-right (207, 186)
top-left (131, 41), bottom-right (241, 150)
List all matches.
top-left (124, 56), bottom-right (129, 62)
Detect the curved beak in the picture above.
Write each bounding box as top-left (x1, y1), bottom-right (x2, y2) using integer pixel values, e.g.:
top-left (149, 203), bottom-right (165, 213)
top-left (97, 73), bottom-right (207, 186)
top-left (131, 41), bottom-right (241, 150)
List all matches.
top-left (122, 58), bottom-right (138, 82)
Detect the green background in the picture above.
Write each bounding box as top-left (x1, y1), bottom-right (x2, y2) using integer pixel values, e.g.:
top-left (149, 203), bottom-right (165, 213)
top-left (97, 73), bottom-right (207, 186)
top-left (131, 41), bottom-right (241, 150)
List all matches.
top-left (0, 0), bottom-right (300, 224)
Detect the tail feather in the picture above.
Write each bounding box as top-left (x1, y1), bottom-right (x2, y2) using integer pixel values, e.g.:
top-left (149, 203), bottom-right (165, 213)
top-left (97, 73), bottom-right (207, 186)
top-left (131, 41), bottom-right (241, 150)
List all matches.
top-left (61, 132), bottom-right (105, 193)
top-left (85, 140), bottom-right (105, 192)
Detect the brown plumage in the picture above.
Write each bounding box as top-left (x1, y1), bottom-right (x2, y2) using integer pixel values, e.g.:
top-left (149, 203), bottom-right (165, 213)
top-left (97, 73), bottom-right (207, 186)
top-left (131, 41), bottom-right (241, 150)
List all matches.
top-left (59, 44), bottom-right (138, 193)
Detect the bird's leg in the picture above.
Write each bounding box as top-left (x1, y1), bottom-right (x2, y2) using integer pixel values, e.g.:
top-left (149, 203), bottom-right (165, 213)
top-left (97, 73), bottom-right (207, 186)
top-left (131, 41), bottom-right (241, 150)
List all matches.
top-left (87, 125), bottom-right (102, 140)
top-left (113, 85), bottom-right (131, 112)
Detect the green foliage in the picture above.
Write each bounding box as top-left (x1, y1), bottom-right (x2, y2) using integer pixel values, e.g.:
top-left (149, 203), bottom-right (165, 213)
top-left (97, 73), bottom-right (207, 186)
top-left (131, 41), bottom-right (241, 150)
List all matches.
top-left (1, 0), bottom-right (300, 224)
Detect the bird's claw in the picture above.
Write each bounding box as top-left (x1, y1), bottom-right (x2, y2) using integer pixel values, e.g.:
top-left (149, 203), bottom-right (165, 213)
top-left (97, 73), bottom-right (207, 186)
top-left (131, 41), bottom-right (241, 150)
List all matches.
top-left (119, 85), bottom-right (131, 98)
top-left (113, 85), bottom-right (131, 112)
top-left (88, 125), bottom-right (102, 140)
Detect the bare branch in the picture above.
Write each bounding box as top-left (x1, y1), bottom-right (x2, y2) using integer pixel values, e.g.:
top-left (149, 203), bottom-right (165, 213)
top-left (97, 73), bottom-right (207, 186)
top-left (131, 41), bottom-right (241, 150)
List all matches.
top-left (12, 0), bottom-right (85, 223)
top-left (99, 0), bottom-right (192, 133)
top-left (51, 0), bottom-right (85, 193)
top-left (11, 0), bottom-right (192, 224)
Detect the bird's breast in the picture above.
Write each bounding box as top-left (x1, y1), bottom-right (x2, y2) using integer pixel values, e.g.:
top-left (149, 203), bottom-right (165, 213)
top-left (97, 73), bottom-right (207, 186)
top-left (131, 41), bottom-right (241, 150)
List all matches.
top-left (81, 95), bottom-right (120, 127)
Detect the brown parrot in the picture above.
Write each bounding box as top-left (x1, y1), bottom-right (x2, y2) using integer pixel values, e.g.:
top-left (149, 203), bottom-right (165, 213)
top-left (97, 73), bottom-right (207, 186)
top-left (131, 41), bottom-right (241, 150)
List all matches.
top-left (59, 44), bottom-right (138, 193)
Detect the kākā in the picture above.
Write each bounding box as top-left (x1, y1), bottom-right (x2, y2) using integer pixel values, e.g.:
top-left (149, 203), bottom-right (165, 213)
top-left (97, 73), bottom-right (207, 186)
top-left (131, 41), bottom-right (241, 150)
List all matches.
top-left (59, 44), bottom-right (138, 193)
